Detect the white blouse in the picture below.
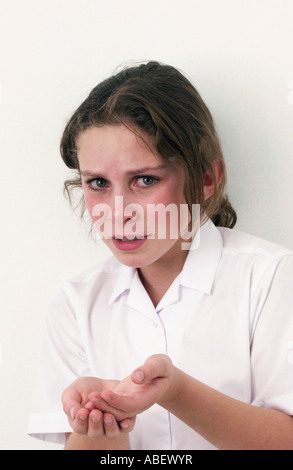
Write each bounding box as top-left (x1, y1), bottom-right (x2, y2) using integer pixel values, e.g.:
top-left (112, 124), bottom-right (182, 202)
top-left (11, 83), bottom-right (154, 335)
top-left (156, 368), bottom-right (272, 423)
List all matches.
top-left (28, 220), bottom-right (293, 449)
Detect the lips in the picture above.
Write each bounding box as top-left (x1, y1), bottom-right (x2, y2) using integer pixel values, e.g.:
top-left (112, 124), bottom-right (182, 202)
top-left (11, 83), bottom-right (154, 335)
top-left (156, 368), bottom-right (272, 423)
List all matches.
top-left (112, 236), bottom-right (148, 251)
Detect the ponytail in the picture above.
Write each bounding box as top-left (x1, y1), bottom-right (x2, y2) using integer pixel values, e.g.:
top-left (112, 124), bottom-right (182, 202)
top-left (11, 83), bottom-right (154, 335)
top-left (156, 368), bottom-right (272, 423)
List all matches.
top-left (211, 195), bottom-right (237, 228)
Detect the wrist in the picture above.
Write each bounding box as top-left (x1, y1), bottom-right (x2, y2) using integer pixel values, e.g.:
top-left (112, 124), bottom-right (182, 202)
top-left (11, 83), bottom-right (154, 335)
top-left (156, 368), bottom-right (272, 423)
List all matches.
top-left (158, 366), bottom-right (185, 409)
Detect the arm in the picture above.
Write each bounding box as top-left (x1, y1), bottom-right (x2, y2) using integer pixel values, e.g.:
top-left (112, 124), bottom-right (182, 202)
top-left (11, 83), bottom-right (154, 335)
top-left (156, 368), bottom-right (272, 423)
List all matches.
top-left (62, 377), bottom-right (135, 450)
top-left (90, 354), bottom-right (293, 450)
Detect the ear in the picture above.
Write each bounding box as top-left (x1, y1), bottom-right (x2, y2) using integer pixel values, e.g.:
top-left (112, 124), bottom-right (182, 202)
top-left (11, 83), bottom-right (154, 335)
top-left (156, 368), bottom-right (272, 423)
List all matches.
top-left (203, 160), bottom-right (224, 200)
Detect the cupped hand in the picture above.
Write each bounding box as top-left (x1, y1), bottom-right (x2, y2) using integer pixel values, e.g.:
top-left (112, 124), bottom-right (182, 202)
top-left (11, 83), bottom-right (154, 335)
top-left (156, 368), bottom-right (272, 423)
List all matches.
top-left (62, 376), bottom-right (135, 437)
top-left (88, 354), bottom-right (175, 421)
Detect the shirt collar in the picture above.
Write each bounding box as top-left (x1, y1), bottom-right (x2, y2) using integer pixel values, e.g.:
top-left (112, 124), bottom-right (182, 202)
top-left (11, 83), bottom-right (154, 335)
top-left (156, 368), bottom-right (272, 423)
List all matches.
top-left (108, 263), bottom-right (136, 305)
top-left (108, 219), bottom-right (223, 305)
top-left (179, 219), bottom-right (223, 294)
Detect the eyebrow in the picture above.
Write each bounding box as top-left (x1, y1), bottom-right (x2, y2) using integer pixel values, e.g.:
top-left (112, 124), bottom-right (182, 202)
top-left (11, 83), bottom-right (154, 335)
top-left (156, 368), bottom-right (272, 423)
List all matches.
top-left (80, 165), bottom-right (167, 177)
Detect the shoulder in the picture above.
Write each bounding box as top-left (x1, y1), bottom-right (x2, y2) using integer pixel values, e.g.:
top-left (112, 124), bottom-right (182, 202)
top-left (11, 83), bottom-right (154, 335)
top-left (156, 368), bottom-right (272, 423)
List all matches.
top-left (218, 226), bottom-right (293, 261)
top-left (49, 256), bottom-right (127, 318)
top-left (216, 226), bottom-right (293, 288)
top-left (63, 255), bottom-right (126, 296)
top-left (66, 255), bottom-right (125, 284)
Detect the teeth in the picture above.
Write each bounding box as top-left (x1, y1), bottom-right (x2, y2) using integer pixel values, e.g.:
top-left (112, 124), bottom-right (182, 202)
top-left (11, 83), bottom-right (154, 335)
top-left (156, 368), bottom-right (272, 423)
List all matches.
top-left (117, 237), bottom-right (144, 241)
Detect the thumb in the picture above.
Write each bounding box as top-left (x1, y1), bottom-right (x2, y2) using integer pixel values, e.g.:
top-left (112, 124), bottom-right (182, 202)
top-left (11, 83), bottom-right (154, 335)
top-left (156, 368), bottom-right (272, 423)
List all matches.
top-left (62, 386), bottom-right (83, 420)
top-left (131, 354), bottom-right (173, 384)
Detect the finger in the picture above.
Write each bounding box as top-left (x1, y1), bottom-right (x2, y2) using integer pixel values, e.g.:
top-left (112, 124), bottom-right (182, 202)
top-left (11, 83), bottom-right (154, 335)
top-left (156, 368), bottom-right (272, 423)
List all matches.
top-left (119, 416), bottom-right (136, 433)
top-left (99, 390), bottom-right (135, 419)
top-left (62, 387), bottom-right (83, 419)
top-left (88, 392), bottom-right (101, 403)
top-left (64, 402), bottom-right (82, 422)
top-left (103, 413), bottom-right (120, 439)
top-left (88, 393), bottom-right (103, 410)
top-left (87, 409), bottom-right (104, 439)
top-left (84, 400), bottom-right (96, 411)
top-left (88, 392), bottom-right (100, 400)
top-left (71, 408), bottom-right (89, 435)
top-left (88, 393), bottom-right (114, 413)
top-left (88, 393), bottom-right (127, 420)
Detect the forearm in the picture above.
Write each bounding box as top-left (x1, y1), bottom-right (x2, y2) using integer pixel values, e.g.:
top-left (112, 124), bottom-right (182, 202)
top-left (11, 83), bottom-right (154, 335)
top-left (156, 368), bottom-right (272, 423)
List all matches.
top-left (159, 368), bottom-right (293, 450)
top-left (65, 432), bottom-right (130, 450)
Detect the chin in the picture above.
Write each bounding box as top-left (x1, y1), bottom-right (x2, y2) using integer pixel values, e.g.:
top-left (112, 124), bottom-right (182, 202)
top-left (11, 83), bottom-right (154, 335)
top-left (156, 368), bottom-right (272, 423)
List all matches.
top-left (114, 253), bottom-right (149, 269)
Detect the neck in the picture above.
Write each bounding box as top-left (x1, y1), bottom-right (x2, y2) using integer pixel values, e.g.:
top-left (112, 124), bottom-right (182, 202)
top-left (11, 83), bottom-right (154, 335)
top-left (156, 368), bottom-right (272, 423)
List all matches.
top-left (138, 244), bottom-right (189, 307)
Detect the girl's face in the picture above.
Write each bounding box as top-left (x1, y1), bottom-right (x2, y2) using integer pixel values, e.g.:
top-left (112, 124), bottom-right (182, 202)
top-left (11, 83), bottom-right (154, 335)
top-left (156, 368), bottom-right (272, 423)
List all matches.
top-left (77, 124), bottom-right (189, 270)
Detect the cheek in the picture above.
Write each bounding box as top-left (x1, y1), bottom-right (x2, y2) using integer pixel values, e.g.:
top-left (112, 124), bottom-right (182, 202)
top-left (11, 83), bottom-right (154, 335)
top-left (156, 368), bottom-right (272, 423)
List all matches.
top-left (149, 183), bottom-right (185, 207)
top-left (144, 186), bottom-right (186, 238)
top-left (83, 191), bottom-right (98, 218)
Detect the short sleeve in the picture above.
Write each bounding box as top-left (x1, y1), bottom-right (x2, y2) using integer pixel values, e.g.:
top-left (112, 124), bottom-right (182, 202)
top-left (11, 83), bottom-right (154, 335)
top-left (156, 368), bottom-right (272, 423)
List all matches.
top-left (27, 288), bottom-right (92, 445)
top-left (250, 254), bottom-right (293, 415)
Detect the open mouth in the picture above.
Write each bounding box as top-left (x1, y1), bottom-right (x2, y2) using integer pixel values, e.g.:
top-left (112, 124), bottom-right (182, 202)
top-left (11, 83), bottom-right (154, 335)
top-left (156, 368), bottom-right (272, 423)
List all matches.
top-left (112, 236), bottom-right (148, 251)
top-left (114, 236), bottom-right (146, 241)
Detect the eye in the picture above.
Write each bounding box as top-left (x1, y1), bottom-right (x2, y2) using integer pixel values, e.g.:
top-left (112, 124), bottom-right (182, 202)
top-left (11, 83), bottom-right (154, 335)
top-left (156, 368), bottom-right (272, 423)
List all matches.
top-left (136, 176), bottom-right (159, 187)
top-left (87, 177), bottom-right (108, 190)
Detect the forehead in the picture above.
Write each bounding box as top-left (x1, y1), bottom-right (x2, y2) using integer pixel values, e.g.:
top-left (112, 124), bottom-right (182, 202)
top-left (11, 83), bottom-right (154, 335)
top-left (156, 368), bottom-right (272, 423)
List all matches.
top-left (77, 124), bottom-right (162, 170)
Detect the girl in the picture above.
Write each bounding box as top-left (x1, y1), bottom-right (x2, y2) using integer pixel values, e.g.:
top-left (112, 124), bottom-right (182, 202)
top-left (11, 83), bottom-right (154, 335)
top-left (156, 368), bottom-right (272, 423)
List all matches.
top-left (28, 61), bottom-right (293, 450)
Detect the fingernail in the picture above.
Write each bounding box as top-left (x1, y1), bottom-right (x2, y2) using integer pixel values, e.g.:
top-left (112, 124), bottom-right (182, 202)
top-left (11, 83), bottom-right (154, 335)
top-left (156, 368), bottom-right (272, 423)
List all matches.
top-left (135, 370), bottom-right (144, 383)
top-left (92, 414), bottom-right (101, 424)
top-left (104, 416), bottom-right (113, 426)
top-left (101, 392), bottom-right (111, 402)
top-left (120, 422), bottom-right (129, 429)
top-left (78, 412), bottom-right (88, 421)
top-left (90, 396), bottom-right (100, 404)
top-left (70, 407), bottom-right (75, 420)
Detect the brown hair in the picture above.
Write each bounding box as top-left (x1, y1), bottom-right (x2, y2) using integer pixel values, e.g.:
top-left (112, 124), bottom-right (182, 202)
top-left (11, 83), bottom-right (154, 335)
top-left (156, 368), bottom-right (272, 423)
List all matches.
top-left (60, 61), bottom-right (237, 228)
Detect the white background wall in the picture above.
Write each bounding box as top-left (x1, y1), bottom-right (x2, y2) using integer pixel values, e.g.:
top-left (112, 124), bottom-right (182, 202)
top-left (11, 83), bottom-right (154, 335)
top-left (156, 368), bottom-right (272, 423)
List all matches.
top-left (0, 0), bottom-right (292, 449)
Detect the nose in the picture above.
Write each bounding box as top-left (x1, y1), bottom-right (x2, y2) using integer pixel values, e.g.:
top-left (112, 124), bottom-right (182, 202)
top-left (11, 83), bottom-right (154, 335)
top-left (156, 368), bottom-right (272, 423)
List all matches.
top-left (110, 194), bottom-right (142, 237)
top-left (92, 190), bottom-right (145, 240)
top-left (111, 195), bottom-right (128, 231)
top-left (91, 193), bottom-right (131, 240)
